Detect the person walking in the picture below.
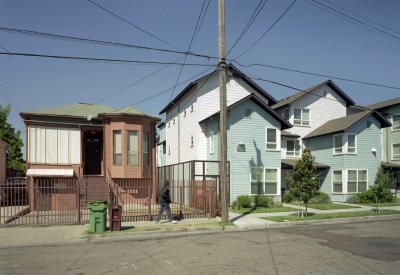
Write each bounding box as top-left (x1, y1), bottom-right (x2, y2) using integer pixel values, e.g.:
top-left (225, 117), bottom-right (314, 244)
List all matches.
top-left (155, 180), bottom-right (177, 224)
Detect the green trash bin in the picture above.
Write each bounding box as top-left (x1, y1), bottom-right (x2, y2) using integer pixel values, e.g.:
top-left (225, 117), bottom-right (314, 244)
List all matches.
top-left (88, 200), bottom-right (108, 233)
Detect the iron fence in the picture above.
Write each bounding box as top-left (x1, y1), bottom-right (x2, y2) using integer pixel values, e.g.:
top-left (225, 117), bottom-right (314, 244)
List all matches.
top-left (0, 179), bottom-right (217, 227)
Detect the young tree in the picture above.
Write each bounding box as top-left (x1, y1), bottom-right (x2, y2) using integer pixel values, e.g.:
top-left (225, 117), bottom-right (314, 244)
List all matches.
top-left (286, 148), bottom-right (319, 217)
top-left (371, 167), bottom-right (394, 212)
top-left (0, 104), bottom-right (25, 174)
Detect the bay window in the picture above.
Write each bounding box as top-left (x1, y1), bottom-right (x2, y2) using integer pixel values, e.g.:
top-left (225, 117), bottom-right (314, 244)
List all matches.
top-left (347, 170), bottom-right (367, 193)
top-left (113, 130), bottom-right (122, 165)
top-left (127, 130), bottom-right (138, 165)
top-left (332, 170), bottom-right (342, 193)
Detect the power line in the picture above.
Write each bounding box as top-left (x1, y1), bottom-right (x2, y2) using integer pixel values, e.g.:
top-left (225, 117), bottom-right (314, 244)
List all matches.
top-left (192, 0), bottom-right (212, 45)
top-left (303, 0), bottom-right (400, 42)
top-left (236, 62), bottom-right (400, 90)
top-left (234, 0), bottom-right (297, 60)
top-left (226, 0), bottom-right (268, 57)
top-left (88, 0), bottom-right (183, 51)
top-left (324, 0), bottom-right (400, 35)
top-left (0, 51), bottom-right (215, 66)
top-left (0, 27), bottom-right (215, 60)
top-left (0, 0), bottom-right (179, 87)
top-left (0, 44), bottom-right (11, 55)
top-left (246, 72), bottom-right (399, 115)
top-left (0, 87), bottom-right (20, 113)
top-left (357, 0), bottom-right (400, 21)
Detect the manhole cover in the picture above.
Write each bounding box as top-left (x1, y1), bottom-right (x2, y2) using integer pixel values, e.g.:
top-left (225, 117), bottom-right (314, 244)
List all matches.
top-left (367, 242), bottom-right (398, 248)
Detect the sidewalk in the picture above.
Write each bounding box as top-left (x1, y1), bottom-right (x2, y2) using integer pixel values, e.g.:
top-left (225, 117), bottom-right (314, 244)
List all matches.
top-left (1, 203), bottom-right (399, 247)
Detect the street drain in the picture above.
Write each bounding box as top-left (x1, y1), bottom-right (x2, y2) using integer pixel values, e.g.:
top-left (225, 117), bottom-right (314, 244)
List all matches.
top-left (367, 242), bottom-right (398, 248)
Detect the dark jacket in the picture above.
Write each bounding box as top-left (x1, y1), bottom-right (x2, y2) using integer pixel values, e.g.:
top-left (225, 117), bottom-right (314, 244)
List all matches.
top-left (159, 186), bottom-right (171, 204)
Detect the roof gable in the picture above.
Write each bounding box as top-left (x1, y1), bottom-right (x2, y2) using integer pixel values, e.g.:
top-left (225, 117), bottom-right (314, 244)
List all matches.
top-left (199, 93), bottom-right (292, 130)
top-left (159, 64), bottom-right (277, 114)
top-left (271, 80), bottom-right (356, 110)
top-left (303, 110), bottom-right (391, 139)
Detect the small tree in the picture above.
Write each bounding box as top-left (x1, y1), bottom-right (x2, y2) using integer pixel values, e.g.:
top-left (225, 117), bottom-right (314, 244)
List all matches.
top-left (286, 148), bottom-right (319, 217)
top-left (371, 167), bottom-right (393, 212)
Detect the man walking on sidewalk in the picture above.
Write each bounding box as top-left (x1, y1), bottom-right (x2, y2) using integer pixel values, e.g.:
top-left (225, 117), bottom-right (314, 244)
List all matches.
top-left (155, 180), bottom-right (177, 224)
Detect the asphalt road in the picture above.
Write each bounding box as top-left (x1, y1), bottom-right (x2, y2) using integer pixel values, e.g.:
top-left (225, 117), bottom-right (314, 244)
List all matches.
top-left (1, 220), bottom-right (399, 275)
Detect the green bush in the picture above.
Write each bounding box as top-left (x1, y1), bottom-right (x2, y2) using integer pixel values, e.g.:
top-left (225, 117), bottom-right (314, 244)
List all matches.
top-left (231, 200), bottom-right (239, 210)
top-left (346, 195), bottom-right (359, 204)
top-left (282, 192), bottom-right (295, 203)
top-left (236, 195), bottom-right (252, 208)
top-left (356, 189), bottom-right (376, 203)
top-left (309, 191), bottom-right (331, 204)
top-left (253, 196), bottom-right (271, 207)
top-left (273, 201), bottom-right (283, 207)
top-left (382, 188), bottom-right (395, 203)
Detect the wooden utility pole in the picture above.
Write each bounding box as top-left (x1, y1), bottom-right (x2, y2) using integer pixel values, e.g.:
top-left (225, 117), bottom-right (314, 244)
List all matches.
top-left (218, 0), bottom-right (229, 222)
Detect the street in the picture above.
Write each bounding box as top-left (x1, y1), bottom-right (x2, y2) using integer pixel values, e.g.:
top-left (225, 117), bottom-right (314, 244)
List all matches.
top-left (1, 219), bottom-right (399, 275)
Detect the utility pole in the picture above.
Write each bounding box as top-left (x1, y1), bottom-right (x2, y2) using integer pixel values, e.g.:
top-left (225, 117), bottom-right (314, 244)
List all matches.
top-left (218, 0), bottom-right (228, 222)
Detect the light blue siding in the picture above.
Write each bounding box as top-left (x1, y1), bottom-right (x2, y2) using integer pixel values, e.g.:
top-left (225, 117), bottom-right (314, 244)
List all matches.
top-left (307, 115), bottom-right (382, 202)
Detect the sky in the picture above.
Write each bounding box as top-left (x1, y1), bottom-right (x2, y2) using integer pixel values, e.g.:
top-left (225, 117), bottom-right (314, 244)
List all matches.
top-left (1, 0), bottom-right (399, 158)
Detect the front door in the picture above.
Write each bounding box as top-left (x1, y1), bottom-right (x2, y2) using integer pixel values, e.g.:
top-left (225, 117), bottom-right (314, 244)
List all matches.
top-left (85, 138), bottom-right (101, 175)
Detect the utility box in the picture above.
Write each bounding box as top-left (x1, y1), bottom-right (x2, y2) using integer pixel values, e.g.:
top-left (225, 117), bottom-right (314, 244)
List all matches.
top-left (109, 204), bottom-right (122, 231)
top-left (88, 200), bottom-right (108, 233)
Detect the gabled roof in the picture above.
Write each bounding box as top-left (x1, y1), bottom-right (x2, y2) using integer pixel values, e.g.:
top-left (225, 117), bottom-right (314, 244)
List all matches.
top-left (198, 93), bottom-right (292, 130)
top-left (159, 64), bottom-right (278, 114)
top-left (281, 158), bottom-right (330, 169)
top-left (303, 110), bottom-right (391, 139)
top-left (271, 80), bottom-right (356, 110)
top-left (98, 106), bottom-right (160, 121)
top-left (20, 103), bottom-right (114, 119)
top-left (348, 105), bottom-right (369, 112)
top-left (365, 97), bottom-right (400, 110)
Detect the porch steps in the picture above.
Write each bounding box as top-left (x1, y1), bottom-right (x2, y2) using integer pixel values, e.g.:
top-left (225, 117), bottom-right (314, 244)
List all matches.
top-left (80, 176), bottom-right (110, 206)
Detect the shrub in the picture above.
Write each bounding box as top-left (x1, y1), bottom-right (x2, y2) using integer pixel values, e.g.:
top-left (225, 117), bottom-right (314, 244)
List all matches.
top-left (356, 189), bottom-right (375, 203)
top-left (282, 192), bottom-right (295, 203)
top-left (231, 200), bottom-right (239, 210)
top-left (253, 196), bottom-right (271, 207)
top-left (309, 191), bottom-right (331, 204)
top-left (236, 195), bottom-right (252, 208)
top-left (382, 188), bottom-right (395, 203)
top-left (273, 201), bottom-right (283, 207)
top-left (346, 195), bottom-right (359, 204)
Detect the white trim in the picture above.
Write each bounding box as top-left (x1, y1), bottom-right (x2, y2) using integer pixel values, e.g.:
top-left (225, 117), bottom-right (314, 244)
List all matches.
top-left (250, 167), bottom-right (281, 196)
top-left (392, 114), bottom-right (400, 131)
top-left (26, 169), bottom-right (74, 177)
top-left (392, 143), bottom-right (400, 160)
top-left (345, 133), bottom-right (357, 154)
top-left (265, 127), bottom-right (280, 151)
top-left (293, 108), bottom-right (311, 126)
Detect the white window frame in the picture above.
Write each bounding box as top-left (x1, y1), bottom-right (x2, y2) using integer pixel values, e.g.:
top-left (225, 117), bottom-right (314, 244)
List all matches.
top-left (392, 143), bottom-right (400, 160)
top-left (293, 108), bottom-right (310, 126)
top-left (333, 134), bottom-right (343, 155)
top-left (183, 110), bottom-right (187, 117)
top-left (168, 145), bottom-right (171, 155)
top-left (332, 170), bottom-right (343, 193)
top-left (286, 139), bottom-right (301, 158)
top-left (265, 127), bottom-right (280, 151)
top-left (347, 169), bottom-right (368, 193)
top-left (392, 114), bottom-right (400, 131)
top-left (345, 133), bottom-right (357, 154)
top-left (250, 167), bottom-right (280, 196)
top-left (190, 135), bottom-right (194, 147)
top-left (283, 108), bottom-right (290, 121)
top-left (127, 130), bottom-right (138, 166)
top-left (209, 131), bottom-right (214, 154)
top-left (113, 130), bottom-right (122, 165)
top-left (190, 103), bottom-right (194, 112)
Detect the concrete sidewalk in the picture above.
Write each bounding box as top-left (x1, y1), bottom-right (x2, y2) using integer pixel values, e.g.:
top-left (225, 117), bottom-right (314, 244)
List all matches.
top-left (1, 203), bottom-right (399, 247)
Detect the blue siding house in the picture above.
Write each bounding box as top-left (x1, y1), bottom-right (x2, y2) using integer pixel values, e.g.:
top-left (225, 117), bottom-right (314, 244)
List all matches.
top-left (304, 110), bottom-right (391, 202)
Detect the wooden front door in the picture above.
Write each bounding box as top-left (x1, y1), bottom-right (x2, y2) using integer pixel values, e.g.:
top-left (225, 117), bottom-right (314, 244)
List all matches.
top-left (85, 139), bottom-right (101, 175)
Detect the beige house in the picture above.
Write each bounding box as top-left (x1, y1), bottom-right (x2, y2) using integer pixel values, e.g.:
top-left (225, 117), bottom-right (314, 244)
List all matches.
top-left (0, 139), bottom-right (9, 184)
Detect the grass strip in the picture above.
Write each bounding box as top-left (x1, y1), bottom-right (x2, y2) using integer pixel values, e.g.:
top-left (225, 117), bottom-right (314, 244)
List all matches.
top-left (262, 210), bottom-right (400, 222)
top-left (305, 204), bottom-right (361, 210)
top-left (230, 207), bottom-right (297, 214)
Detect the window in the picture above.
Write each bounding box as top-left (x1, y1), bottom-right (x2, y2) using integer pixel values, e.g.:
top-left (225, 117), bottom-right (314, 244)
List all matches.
top-left (168, 122), bottom-right (170, 128)
top-left (393, 143), bottom-right (400, 160)
top-left (286, 139), bottom-right (301, 158)
top-left (190, 103), bottom-right (194, 112)
top-left (210, 131), bottom-right (214, 154)
top-left (168, 145), bottom-right (171, 155)
top-left (367, 121), bottom-right (371, 129)
top-left (113, 130), bottom-right (122, 165)
top-left (392, 114), bottom-right (400, 131)
top-left (143, 132), bottom-right (149, 166)
top-left (347, 170), bottom-right (367, 193)
top-left (347, 134), bottom-right (356, 154)
top-left (184, 110), bottom-right (187, 117)
top-left (266, 128), bottom-right (278, 150)
top-left (250, 168), bottom-right (278, 195)
top-left (395, 171), bottom-right (400, 190)
top-left (283, 108), bottom-right (290, 121)
top-left (173, 118), bottom-right (175, 125)
top-left (332, 170), bottom-right (342, 193)
top-left (127, 131), bottom-right (138, 165)
top-left (293, 108), bottom-right (310, 126)
top-left (333, 135), bottom-right (343, 154)
top-left (190, 135), bottom-right (194, 147)
top-left (245, 108), bottom-right (252, 119)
